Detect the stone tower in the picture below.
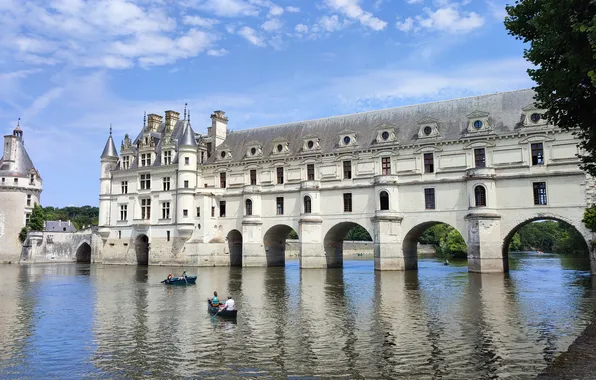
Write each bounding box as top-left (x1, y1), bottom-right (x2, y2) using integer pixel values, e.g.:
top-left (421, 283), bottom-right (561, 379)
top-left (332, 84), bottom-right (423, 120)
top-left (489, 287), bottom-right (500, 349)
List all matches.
top-left (98, 126), bottom-right (118, 241)
top-left (0, 120), bottom-right (42, 263)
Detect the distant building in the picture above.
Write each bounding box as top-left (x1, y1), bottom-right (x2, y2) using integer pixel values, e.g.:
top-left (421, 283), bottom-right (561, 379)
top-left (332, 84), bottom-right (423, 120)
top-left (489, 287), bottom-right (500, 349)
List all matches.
top-left (0, 121), bottom-right (43, 263)
top-left (45, 220), bottom-right (77, 233)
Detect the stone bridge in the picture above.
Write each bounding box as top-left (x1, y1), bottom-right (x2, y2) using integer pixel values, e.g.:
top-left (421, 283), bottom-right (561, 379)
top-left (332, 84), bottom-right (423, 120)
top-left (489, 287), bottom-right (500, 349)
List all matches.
top-left (21, 227), bottom-right (102, 264)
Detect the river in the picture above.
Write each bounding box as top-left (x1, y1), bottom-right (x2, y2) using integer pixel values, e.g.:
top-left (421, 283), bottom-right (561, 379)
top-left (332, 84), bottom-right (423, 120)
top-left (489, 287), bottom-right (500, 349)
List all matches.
top-left (0, 253), bottom-right (594, 379)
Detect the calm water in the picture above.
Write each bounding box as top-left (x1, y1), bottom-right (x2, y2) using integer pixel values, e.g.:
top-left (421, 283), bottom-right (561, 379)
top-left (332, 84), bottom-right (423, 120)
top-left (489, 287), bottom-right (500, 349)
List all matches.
top-left (0, 253), bottom-right (595, 379)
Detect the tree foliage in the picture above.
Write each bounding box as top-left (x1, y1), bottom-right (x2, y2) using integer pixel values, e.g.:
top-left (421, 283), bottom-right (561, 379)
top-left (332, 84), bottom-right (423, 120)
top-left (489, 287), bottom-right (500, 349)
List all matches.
top-left (28, 204), bottom-right (46, 231)
top-left (43, 205), bottom-right (99, 230)
top-left (504, 0), bottom-right (596, 174)
top-left (418, 224), bottom-right (467, 258)
top-left (508, 220), bottom-right (588, 254)
top-left (345, 226), bottom-right (372, 241)
top-left (582, 204), bottom-right (596, 232)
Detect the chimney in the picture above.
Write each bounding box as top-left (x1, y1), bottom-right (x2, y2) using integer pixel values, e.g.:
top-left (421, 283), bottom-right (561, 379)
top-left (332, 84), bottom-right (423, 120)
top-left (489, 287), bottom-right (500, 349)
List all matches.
top-left (146, 114), bottom-right (163, 132)
top-left (210, 110), bottom-right (228, 148)
top-left (164, 110), bottom-right (180, 134)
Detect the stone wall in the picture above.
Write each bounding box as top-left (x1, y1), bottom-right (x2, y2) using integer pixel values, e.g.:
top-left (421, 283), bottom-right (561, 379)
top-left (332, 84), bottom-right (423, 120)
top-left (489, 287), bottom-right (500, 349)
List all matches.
top-left (21, 229), bottom-right (95, 263)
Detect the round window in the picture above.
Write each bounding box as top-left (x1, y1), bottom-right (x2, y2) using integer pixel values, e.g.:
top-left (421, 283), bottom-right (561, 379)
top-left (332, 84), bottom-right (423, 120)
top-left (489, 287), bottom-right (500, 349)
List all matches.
top-left (474, 120), bottom-right (483, 129)
top-left (343, 136), bottom-right (351, 145)
top-left (307, 140), bottom-right (314, 149)
top-left (277, 144), bottom-right (283, 152)
top-left (423, 126), bottom-right (432, 135)
top-left (220, 151), bottom-right (226, 158)
top-left (530, 113), bottom-right (541, 123)
top-left (250, 147), bottom-right (256, 155)
top-left (381, 131), bottom-right (389, 140)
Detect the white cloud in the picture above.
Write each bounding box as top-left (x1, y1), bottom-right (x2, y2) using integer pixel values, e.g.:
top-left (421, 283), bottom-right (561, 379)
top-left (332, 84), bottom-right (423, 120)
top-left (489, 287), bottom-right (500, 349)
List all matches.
top-left (324, 0), bottom-right (387, 31)
top-left (193, 0), bottom-right (260, 17)
top-left (486, 1), bottom-right (508, 20)
top-left (295, 24), bottom-right (309, 33)
top-left (396, 17), bottom-right (414, 32)
top-left (416, 6), bottom-right (484, 33)
top-left (207, 48), bottom-right (229, 56)
top-left (262, 18), bottom-right (283, 32)
top-left (286, 6), bottom-right (300, 13)
top-left (238, 26), bottom-right (266, 46)
top-left (407, 0), bottom-right (423, 4)
top-left (182, 15), bottom-right (220, 28)
top-left (0, 1), bottom-right (223, 69)
top-left (268, 5), bottom-right (284, 17)
top-left (318, 15), bottom-right (345, 32)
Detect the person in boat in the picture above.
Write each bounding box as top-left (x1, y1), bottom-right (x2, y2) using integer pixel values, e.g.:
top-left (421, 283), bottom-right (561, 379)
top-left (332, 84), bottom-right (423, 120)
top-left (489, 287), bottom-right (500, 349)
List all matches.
top-left (167, 273), bottom-right (173, 281)
top-left (178, 271), bottom-right (187, 280)
top-left (221, 296), bottom-right (235, 311)
top-left (210, 291), bottom-right (220, 307)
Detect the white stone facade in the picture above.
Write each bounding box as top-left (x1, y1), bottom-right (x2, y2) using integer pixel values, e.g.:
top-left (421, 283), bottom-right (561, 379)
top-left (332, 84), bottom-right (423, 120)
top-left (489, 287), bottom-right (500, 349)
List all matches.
top-left (0, 124), bottom-right (42, 263)
top-left (98, 89), bottom-right (595, 273)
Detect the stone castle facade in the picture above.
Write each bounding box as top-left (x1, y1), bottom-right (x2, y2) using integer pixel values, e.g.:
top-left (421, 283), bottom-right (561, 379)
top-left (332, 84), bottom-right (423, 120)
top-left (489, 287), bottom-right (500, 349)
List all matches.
top-left (97, 89), bottom-right (595, 273)
top-left (0, 122), bottom-right (42, 263)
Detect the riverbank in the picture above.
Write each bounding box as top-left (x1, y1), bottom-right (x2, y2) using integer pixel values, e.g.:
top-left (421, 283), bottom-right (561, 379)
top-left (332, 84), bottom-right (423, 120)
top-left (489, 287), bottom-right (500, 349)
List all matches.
top-left (536, 322), bottom-right (596, 379)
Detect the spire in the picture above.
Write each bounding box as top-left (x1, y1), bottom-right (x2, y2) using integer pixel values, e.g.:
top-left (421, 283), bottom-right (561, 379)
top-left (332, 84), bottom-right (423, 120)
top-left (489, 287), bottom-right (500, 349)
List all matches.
top-left (183, 103), bottom-right (187, 121)
top-left (101, 124), bottom-right (119, 159)
top-left (13, 117), bottom-right (23, 137)
top-left (179, 117), bottom-right (197, 148)
top-left (143, 112), bottom-right (147, 130)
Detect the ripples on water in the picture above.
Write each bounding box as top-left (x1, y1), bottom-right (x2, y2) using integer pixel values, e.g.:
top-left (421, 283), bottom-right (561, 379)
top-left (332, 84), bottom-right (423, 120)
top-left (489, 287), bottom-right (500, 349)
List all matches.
top-left (0, 253), bottom-right (595, 379)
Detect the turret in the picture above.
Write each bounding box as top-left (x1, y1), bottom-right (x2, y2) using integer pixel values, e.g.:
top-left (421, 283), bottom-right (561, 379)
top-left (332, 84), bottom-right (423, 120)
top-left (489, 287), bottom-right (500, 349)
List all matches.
top-left (176, 113), bottom-right (198, 238)
top-left (99, 126), bottom-right (118, 237)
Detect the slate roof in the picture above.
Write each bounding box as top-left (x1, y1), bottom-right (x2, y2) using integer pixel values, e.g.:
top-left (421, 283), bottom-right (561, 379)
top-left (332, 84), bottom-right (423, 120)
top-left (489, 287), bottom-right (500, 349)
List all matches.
top-left (0, 132), bottom-right (37, 178)
top-left (207, 88), bottom-right (537, 163)
top-left (45, 220), bottom-right (77, 232)
top-left (101, 133), bottom-right (118, 159)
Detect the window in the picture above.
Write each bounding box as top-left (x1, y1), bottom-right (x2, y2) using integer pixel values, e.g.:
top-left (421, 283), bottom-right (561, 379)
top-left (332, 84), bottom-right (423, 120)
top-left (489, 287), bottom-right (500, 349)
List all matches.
top-left (533, 182), bottom-right (547, 205)
top-left (531, 143), bottom-right (544, 165)
top-left (184, 180), bottom-right (189, 188)
top-left (277, 167), bottom-right (284, 184)
top-left (162, 202), bottom-right (170, 219)
top-left (185, 157), bottom-right (190, 165)
top-left (250, 169), bottom-right (257, 185)
top-left (474, 186), bottom-right (487, 207)
top-left (183, 209), bottom-right (188, 218)
top-left (343, 161), bottom-right (352, 179)
top-left (163, 177), bottom-right (170, 191)
top-left (380, 191), bottom-right (389, 211)
top-left (140, 174), bottom-right (151, 190)
top-left (381, 157), bottom-right (391, 175)
top-left (424, 188), bottom-right (435, 209)
top-left (167, 231), bottom-right (170, 242)
top-left (140, 153), bottom-right (151, 167)
top-left (220, 172), bottom-right (226, 188)
top-left (211, 206), bottom-right (215, 217)
top-left (307, 164), bottom-right (315, 181)
top-left (27, 194), bottom-right (31, 206)
top-left (343, 193), bottom-right (353, 212)
top-left (1, 178), bottom-right (4, 183)
top-left (219, 201), bottom-right (226, 217)
top-left (122, 156), bottom-right (130, 169)
top-left (14, 178), bottom-right (17, 184)
top-left (163, 151), bottom-right (172, 165)
top-left (201, 151), bottom-right (205, 164)
top-left (121, 181), bottom-right (128, 194)
top-left (141, 198), bottom-right (151, 219)
top-left (245, 199), bottom-right (253, 216)
top-left (206, 142), bottom-right (212, 157)
top-left (304, 196), bottom-right (312, 213)
top-left (196, 207), bottom-right (201, 217)
top-left (25, 213), bottom-right (30, 225)
top-left (424, 153), bottom-right (434, 173)
top-left (120, 205), bottom-right (127, 221)
top-left (29, 174), bottom-right (34, 185)
top-left (118, 230), bottom-right (122, 239)
top-left (474, 148), bottom-right (486, 168)
top-left (276, 197), bottom-right (284, 215)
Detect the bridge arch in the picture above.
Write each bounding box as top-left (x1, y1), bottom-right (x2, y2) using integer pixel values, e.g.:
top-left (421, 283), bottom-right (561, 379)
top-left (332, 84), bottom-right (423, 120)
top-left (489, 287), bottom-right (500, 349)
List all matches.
top-left (501, 213), bottom-right (591, 270)
top-left (135, 234), bottom-right (149, 265)
top-left (323, 221), bottom-right (373, 268)
top-left (263, 224), bottom-right (298, 267)
top-left (75, 242), bottom-right (91, 263)
top-left (403, 221), bottom-right (468, 268)
top-left (227, 229), bottom-right (243, 267)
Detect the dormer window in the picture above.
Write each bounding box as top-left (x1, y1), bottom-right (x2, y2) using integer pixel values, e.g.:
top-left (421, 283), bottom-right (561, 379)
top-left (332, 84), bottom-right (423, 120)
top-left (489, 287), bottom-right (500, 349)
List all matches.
top-left (277, 144), bottom-right (283, 152)
top-left (246, 141), bottom-right (262, 158)
top-left (531, 113), bottom-right (541, 123)
top-left (302, 135), bottom-right (321, 152)
top-left (465, 111), bottom-right (492, 134)
top-left (338, 131), bottom-right (357, 148)
top-left (163, 150), bottom-right (172, 165)
top-left (522, 104), bottom-right (548, 127)
top-left (424, 126), bottom-right (432, 135)
top-left (376, 124), bottom-right (396, 144)
top-left (140, 153), bottom-right (151, 167)
top-left (473, 120), bottom-right (483, 129)
top-left (271, 139), bottom-right (289, 155)
top-left (251, 147), bottom-right (256, 155)
top-left (343, 136), bottom-right (351, 145)
top-left (307, 141), bottom-right (314, 149)
top-left (221, 151), bottom-right (226, 159)
top-left (417, 118), bottom-right (440, 139)
top-left (122, 156), bottom-right (130, 169)
top-left (217, 145), bottom-right (233, 160)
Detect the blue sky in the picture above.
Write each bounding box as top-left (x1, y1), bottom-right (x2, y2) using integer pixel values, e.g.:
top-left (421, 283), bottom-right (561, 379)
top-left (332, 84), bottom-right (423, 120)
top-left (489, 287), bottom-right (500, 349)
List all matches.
top-left (0, 0), bottom-right (533, 207)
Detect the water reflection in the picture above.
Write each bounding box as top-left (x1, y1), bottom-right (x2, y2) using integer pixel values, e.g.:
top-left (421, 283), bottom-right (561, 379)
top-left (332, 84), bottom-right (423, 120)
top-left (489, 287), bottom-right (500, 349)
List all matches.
top-left (0, 254), bottom-right (594, 379)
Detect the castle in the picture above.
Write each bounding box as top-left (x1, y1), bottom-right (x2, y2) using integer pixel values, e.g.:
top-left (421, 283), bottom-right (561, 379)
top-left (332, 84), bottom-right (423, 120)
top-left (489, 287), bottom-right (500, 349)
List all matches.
top-left (97, 88), bottom-right (594, 273)
top-left (0, 121), bottom-right (43, 263)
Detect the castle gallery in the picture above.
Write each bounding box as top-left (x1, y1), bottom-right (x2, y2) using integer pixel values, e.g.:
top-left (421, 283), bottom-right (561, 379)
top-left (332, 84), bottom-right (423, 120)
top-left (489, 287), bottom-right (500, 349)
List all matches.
top-left (1, 89), bottom-right (593, 272)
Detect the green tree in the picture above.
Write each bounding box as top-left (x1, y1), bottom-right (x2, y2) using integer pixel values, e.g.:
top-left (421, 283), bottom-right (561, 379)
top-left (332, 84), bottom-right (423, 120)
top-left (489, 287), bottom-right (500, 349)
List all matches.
top-left (583, 204), bottom-right (596, 232)
top-left (28, 204), bottom-right (46, 231)
top-left (18, 227), bottom-right (29, 243)
top-left (287, 230), bottom-right (298, 239)
top-left (509, 232), bottom-right (522, 251)
top-left (345, 226), bottom-right (372, 241)
top-left (445, 229), bottom-right (467, 258)
top-left (504, 0), bottom-right (596, 174)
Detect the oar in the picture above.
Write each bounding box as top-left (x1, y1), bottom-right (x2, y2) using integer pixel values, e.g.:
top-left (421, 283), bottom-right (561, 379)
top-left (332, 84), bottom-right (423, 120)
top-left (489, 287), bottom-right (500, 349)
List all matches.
top-left (212, 305), bottom-right (224, 320)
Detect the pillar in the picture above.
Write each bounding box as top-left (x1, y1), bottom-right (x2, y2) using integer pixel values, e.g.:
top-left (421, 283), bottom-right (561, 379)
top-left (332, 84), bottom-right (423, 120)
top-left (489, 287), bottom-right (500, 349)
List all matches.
top-left (466, 213), bottom-right (505, 273)
top-left (242, 218), bottom-right (266, 267)
top-left (372, 213), bottom-right (409, 270)
top-left (299, 216), bottom-right (325, 268)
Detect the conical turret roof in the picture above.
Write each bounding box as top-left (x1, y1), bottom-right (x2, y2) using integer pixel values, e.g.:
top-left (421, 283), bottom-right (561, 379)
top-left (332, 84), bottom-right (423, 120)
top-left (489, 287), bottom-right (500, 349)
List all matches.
top-left (101, 126), bottom-right (119, 159)
top-left (179, 121), bottom-right (197, 148)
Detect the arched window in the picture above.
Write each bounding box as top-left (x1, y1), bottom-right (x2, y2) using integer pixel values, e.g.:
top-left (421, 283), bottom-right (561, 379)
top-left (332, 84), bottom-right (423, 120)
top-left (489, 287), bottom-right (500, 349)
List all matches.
top-left (474, 186), bottom-right (487, 207)
top-left (245, 199), bottom-right (253, 216)
top-left (304, 196), bottom-right (312, 214)
top-left (379, 191), bottom-right (389, 211)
